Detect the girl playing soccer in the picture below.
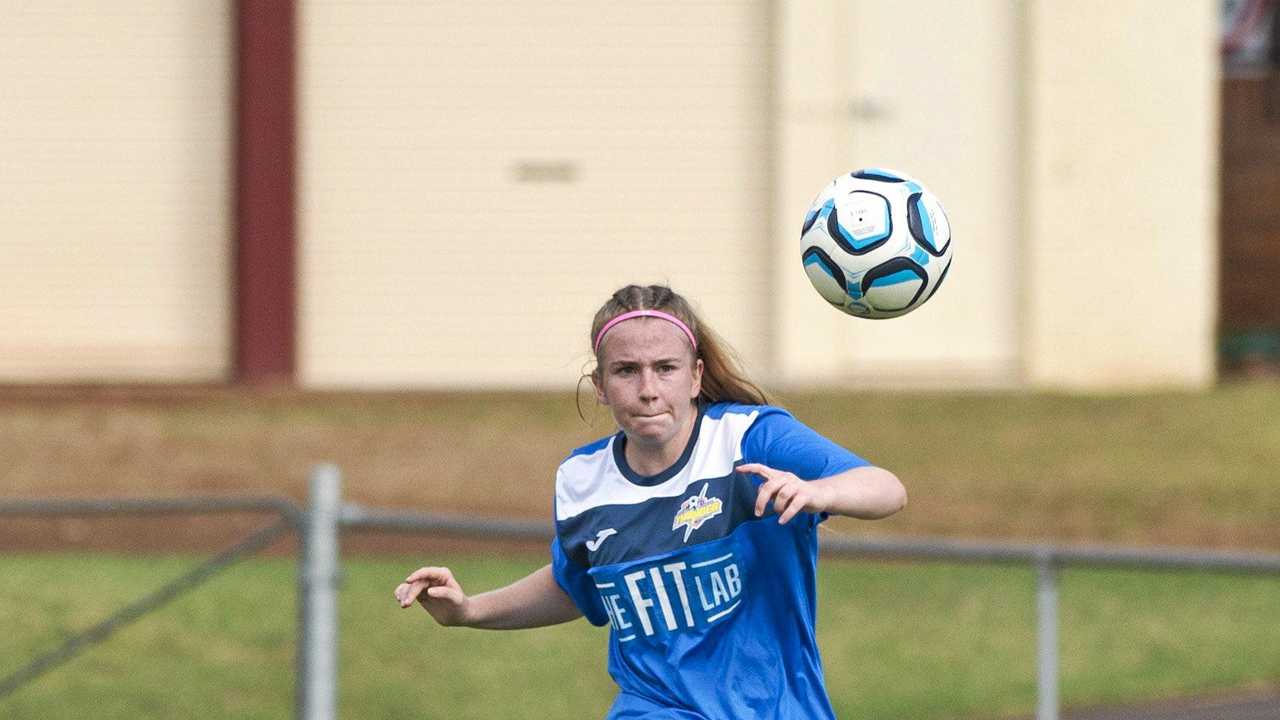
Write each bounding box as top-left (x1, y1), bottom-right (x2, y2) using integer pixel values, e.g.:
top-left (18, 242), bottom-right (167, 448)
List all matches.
top-left (395, 284), bottom-right (906, 719)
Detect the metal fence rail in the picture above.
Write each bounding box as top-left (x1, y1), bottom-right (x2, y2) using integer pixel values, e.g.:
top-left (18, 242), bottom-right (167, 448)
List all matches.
top-left (5, 464), bottom-right (1280, 720)
top-left (820, 533), bottom-right (1280, 575)
top-left (340, 503), bottom-right (550, 540)
top-left (0, 496), bottom-right (301, 522)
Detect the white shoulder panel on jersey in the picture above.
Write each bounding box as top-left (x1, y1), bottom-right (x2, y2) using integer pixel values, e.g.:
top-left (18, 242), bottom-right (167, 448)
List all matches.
top-left (555, 408), bottom-right (760, 521)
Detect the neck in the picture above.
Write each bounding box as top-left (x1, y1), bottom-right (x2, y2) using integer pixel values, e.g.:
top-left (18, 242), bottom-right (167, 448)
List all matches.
top-left (624, 407), bottom-right (698, 476)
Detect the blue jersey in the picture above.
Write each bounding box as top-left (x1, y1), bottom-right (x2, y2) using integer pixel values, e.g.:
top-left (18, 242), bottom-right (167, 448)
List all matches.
top-left (550, 402), bottom-right (868, 719)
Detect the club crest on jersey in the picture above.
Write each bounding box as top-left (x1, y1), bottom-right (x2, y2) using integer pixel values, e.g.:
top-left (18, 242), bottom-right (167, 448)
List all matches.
top-left (673, 483), bottom-right (723, 542)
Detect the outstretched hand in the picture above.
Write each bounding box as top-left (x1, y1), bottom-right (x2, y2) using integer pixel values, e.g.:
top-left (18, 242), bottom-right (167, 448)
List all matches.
top-left (738, 462), bottom-right (834, 525)
top-left (395, 566), bottom-right (471, 626)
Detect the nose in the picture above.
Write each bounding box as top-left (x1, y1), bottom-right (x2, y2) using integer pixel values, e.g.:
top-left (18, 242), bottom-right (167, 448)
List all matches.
top-left (637, 368), bottom-right (659, 401)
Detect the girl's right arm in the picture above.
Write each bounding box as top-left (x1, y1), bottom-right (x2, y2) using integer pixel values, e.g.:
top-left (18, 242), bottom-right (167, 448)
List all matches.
top-left (394, 563), bottom-right (583, 630)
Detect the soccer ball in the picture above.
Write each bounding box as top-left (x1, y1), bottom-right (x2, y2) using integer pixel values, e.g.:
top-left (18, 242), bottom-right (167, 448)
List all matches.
top-left (800, 168), bottom-right (952, 319)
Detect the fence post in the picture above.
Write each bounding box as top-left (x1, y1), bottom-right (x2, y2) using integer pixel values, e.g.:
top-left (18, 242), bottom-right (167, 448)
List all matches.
top-left (1036, 552), bottom-right (1059, 720)
top-left (300, 464), bottom-right (342, 720)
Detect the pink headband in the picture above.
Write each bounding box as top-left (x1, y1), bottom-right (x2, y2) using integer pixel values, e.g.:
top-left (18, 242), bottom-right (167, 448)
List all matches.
top-left (593, 310), bottom-right (698, 355)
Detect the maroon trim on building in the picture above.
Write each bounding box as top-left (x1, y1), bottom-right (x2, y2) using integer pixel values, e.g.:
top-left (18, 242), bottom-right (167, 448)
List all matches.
top-left (234, 0), bottom-right (296, 383)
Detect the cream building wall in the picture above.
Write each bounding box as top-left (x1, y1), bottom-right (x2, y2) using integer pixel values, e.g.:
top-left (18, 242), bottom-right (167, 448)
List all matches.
top-left (299, 1), bottom-right (775, 389)
top-left (301, 0), bottom-right (1218, 392)
top-left (1023, 0), bottom-right (1219, 389)
top-left (772, 0), bottom-right (1024, 389)
top-left (0, 1), bottom-right (1217, 390)
top-left (0, 3), bottom-right (233, 381)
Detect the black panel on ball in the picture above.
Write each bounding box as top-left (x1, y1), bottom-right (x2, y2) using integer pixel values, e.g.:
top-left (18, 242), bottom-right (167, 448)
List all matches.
top-left (907, 192), bottom-right (951, 257)
top-left (921, 257), bottom-right (952, 304)
top-left (853, 170), bottom-right (906, 183)
top-left (801, 208), bottom-right (820, 236)
top-left (860, 257), bottom-right (928, 309)
top-left (801, 246), bottom-right (848, 291)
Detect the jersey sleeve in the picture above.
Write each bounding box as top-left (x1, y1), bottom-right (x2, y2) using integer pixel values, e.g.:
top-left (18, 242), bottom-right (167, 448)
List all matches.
top-left (550, 535), bottom-right (610, 626)
top-left (739, 407), bottom-right (870, 525)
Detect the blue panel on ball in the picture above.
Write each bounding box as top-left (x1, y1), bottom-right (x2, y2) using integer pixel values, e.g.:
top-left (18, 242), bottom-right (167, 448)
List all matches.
top-left (802, 246), bottom-right (850, 306)
top-left (868, 269), bottom-right (924, 287)
top-left (802, 198), bottom-right (834, 236)
top-left (802, 248), bottom-right (843, 284)
top-left (802, 210), bottom-right (818, 234)
top-left (860, 257), bottom-right (928, 313)
top-left (911, 245), bottom-right (929, 266)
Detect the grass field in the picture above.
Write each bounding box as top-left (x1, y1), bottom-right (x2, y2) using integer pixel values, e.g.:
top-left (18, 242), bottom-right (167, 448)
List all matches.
top-left (2, 551), bottom-right (1279, 720)
top-left (3, 381), bottom-right (1280, 549)
top-left (2, 383), bottom-right (1279, 716)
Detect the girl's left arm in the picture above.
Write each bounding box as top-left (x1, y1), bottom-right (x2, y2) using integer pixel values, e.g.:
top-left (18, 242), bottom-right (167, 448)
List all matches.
top-left (739, 463), bottom-right (906, 524)
top-left (809, 465), bottom-right (906, 520)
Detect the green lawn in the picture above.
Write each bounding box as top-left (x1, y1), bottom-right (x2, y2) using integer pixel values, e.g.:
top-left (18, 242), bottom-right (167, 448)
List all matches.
top-left (782, 383), bottom-right (1280, 546)
top-left (2, 551), bottom-right (1278, 719)
top-left (3, 384), bottom-right (1280, 716)
top-left (6, 383), bottom-right (1280, 549)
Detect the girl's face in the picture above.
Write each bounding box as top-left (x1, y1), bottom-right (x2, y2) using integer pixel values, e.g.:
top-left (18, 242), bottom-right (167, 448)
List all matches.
top-left (594, 317), bottom-right (703, 453)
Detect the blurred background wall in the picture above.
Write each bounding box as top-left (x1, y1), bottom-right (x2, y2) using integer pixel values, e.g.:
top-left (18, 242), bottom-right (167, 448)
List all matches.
top-left (1, 4), bottom-right (233, 381)
top-left (300, 1), bottom-right (775, 388)
top-left (2, 0), bottom-right (1264, 391)
top-left (1022, 1), bottom-right (1219, 389)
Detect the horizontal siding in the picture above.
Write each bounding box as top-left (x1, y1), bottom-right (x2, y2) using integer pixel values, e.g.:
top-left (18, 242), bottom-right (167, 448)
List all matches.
top-left (301, 1), bottom-right (772, 389)
top-left (0, 2), bottom-right (233, 381)
top-left (1025, 0), bottom-right (1218, 388)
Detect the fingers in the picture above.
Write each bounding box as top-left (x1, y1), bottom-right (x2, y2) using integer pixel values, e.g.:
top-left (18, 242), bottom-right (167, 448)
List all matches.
top-left (776, 487), bottom-right (806, 525)
top-left (395, 566), bottom-right (459, 609)
top-left (395, 580), bottom-right (428, 608)
top-left (423, 583), bottom-right (464, 605)
top-left (404, 566), bottom-right (455, 586)
top-left (754, 478), bottom-right (778, 517)
top-left (740, 463), bottom-right (807, 524)
top-left (740, 464), bottom-right (781, 517)
top-left (736, 463), bottom-right (773, 479)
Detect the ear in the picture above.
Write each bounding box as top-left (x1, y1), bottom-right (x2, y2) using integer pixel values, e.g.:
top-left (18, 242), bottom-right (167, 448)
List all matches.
top-left (592, 370), bottom-right (609, 406)
top-left (689, 357), bottom-right (704, 400)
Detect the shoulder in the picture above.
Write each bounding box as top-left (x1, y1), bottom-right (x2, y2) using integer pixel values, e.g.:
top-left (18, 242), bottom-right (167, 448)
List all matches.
top-left (702, 401), bottom-right (791, 426)
top-left (703, 402), bottom-right (796, 439)
top-left (562, 434), bottom-right (614, 465)
top-left (696, 402), bottom-right (797, 463)
top-left (554, 433), bottom-right (621, 522)
top-left (732, 404), bottom-right (869, 476)
top-left (556, 433), bottom-right (616, 488)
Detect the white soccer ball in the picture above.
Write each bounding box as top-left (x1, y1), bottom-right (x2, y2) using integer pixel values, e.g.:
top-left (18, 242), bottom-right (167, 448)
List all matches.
top-left (800, 168), bottom-right (952, 319)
